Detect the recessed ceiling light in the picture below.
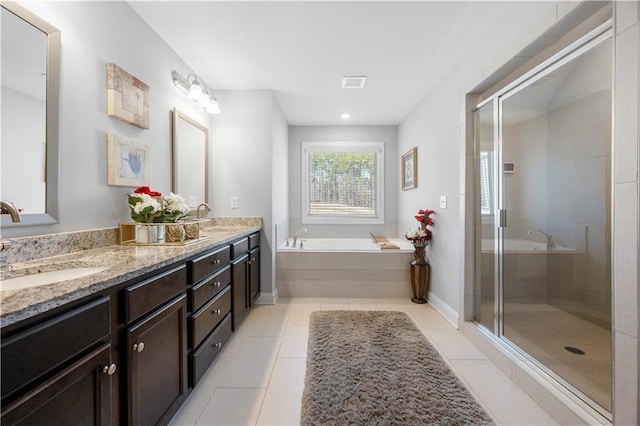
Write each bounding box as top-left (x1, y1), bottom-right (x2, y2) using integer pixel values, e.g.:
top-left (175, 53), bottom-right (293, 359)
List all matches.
top-left (341, 112), bottom-right (352, 119)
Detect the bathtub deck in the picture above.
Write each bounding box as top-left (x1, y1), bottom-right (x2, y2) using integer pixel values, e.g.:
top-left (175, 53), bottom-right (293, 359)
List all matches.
top-left (276, 250), bottom-right (416, 298)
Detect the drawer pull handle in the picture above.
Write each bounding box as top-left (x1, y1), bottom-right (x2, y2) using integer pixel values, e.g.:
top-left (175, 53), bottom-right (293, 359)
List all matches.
top-left (102, 363), bottom-right (117, 376)
top-left (132, 342), bottom-right (145, 353)
top-left (247, 260), bottom-right (252, 265)
top-left (212, 309), bottom-right (221, 315)
top-left (213, 342), bottom-right (222, 348)
top-left (252, 257), bottom-right (256, 262)
top-left (213, 281), bottom-right (221, 287)
top-left (210, 259), bottom-right (222, 265)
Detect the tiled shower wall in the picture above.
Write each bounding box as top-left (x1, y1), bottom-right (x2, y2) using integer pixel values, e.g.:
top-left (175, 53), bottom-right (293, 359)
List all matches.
top-left (612, 1), bottom-right (639, 424)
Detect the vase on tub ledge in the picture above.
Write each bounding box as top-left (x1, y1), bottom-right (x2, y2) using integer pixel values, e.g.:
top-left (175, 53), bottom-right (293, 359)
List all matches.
top-left (410, 245), bottom-right (430, 304)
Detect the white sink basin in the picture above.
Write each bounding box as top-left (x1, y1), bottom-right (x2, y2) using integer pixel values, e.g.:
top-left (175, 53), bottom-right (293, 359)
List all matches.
top-left (0, 267), bottom-right (109, 291)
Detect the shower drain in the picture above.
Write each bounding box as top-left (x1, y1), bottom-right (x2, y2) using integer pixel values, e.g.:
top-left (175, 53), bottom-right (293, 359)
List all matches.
top-left (564, 346), bottom-right (586, 355)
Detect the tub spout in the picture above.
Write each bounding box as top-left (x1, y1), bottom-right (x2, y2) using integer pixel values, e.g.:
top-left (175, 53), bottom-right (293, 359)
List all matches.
top-left (527, 227), bottom-right (555, 249)
top-left (293, 227), bottom-right (308, 248)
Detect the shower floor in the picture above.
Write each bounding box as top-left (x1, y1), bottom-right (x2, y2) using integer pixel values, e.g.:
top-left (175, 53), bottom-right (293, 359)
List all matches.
top-left (503, 303), bottom-right (611, 412)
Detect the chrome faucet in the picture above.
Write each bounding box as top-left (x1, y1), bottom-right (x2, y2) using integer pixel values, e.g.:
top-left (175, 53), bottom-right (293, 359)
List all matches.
top-left (0, 201), bottom-right (21, 223)
top-left (527, 227), bottom-right (555, 249)
top-left (293, 227), bottom-right (308, 248)
top-left (196, 203), bottom-right (211, 219)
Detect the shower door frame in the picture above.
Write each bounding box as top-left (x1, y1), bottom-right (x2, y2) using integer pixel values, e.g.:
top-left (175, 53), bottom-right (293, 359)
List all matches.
top-left (473, 20), bottom-right (614, 418)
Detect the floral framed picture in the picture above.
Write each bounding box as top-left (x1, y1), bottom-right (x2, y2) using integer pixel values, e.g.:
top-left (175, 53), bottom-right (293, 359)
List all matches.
top-left (107, 63), bottom-right (150, 129)
top-left (107, 133), bottom-right (150, 187)
top-left (402, 147), bottom-right (417, 190)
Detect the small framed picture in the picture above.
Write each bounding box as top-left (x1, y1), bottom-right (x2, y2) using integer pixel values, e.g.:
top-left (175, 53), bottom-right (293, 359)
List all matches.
top-left (107, 63), bottom-right (150, 129)
top-left (402, 147), bottom-right (417, 190)
top-left (107, 133), bottom-right (150, 186)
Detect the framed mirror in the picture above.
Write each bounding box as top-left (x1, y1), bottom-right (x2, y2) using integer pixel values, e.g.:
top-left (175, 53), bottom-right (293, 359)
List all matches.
top-left (172, 109), bottom-right (209, 210)
top-left (1, 2), bottom-right (60, 227)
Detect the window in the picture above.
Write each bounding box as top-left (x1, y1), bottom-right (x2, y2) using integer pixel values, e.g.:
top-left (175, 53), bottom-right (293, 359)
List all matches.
top-left (479, 151), bottom-right (493, 216)
top-left (302, 141), bottom-right (384, 224)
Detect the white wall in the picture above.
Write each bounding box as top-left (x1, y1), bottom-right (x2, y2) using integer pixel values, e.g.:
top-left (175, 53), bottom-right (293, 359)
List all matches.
top-left (271, 97), bottom-right (289, 293)
top-left (397, 2), bottom-right (570, 319)
top-left (288, 125), bottom-right (398, 238)
top-left (2, 1), bottom-right (209, 238)
top-left (211, 89), bottom-right (287, 300)
top-left (398, 83), bottom-right (462, 317)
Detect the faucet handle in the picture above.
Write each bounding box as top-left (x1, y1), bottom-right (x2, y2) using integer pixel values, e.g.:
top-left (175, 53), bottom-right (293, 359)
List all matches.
top-left (285, 238), bottom-right (290, 247)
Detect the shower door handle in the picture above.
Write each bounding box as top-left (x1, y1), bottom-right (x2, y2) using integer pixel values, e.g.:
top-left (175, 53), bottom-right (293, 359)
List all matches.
top-left (499, 209), bottom-right (507, 228)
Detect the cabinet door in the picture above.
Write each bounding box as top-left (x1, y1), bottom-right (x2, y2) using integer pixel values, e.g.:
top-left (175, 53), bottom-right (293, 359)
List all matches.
top-left (1, 343), bottom-right (113, 425)
top-left (127, 295), bottom-right (187, 426)
top-left (231, 254), bottom-right (249, 330)
top-left (249, 246), bottom-right (260, 306)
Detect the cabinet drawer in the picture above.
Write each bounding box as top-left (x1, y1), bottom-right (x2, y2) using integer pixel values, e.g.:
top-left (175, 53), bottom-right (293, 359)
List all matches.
top-left (190, 286), bottom-right (231, 349)
top-left (190, 245), bottom-right (230, 285)
top-left (249, 232), bottom-right (260, 249)
top-left (125, 265), bottom-right (186, 323)
top-left (1, 297), bottom-right (111, 401)
top-left (191, 314), bottom-right (232, 386)
top-left (231, 238), bottom-right (249, 259)
top-left (190, 265), bottom-right (231, 312)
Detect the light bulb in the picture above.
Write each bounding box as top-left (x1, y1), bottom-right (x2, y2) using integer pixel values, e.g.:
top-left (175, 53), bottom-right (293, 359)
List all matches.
top-left (198, 95), bottom-right (211, 108)
top-left (341, 112), bottom-right (351, 119)
top-left (188, 82), bottom-right (203, 100)
top-left (207, 99), bottom-right (221, 114)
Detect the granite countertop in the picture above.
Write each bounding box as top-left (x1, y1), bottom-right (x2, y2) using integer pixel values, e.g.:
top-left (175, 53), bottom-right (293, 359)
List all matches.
top-left (0, 224), bottom-right (261, 328)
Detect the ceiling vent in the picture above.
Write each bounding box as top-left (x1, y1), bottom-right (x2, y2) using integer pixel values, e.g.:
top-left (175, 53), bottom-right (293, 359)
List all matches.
top-left (342, 76), bottom-right (367, 89)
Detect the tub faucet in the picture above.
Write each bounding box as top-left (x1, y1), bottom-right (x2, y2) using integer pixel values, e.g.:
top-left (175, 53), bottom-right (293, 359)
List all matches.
top-left (293, 227), bottom-right (308, 248)
top-left (527, 227), bottom-right (555, 249)
top-left (0, 201), bottom-right (21, 223)
top-left (196, 203), bottom-right (211, 219)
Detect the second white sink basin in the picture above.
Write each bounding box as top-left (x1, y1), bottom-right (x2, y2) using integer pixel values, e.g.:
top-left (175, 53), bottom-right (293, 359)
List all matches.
top-left (1, 267), bottom-right (109, 291)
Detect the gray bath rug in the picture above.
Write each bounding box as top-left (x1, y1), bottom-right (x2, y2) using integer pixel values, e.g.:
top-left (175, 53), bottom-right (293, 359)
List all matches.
top-left (301, 310), bottom-right (494, 425)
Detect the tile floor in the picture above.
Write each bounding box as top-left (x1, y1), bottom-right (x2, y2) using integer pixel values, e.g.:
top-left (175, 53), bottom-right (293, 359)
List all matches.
top-left (170, 298), bottom-right (558, 426)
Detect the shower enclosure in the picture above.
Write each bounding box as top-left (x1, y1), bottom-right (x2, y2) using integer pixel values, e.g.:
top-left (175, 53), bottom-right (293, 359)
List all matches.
top-left (474, 23), bottom-right (612, 414)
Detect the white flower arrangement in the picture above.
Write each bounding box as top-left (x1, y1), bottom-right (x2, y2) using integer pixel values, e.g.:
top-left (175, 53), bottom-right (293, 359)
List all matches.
top-left (128, 186), bottom-right (191, 223)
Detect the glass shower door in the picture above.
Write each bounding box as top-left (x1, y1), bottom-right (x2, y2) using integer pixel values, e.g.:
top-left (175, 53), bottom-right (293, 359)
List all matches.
top-left (474, 100), bottom-right (497, 333)
top-left (499, 35), bottom-right (612, 412)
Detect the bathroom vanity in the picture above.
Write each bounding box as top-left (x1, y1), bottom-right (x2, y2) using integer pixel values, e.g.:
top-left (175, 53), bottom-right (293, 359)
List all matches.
top-left (0, 224), bottom-right (261, 425)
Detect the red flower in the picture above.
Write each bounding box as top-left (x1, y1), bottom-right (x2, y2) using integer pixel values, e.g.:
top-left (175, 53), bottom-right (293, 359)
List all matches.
top-left (134, 186), bottom-right (162, 197)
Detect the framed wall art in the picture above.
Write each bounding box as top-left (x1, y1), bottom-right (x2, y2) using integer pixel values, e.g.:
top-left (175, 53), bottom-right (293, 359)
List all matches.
top-left (402, 147), bottom-right (417, 190)
top-left (107, 63), bottom-right (149, 129)
top-left (107, 133), bottom-right (150, 187)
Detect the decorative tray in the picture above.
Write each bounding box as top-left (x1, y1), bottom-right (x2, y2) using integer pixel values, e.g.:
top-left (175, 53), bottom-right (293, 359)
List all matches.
top-left (118, 220), bottom-right (210, 246)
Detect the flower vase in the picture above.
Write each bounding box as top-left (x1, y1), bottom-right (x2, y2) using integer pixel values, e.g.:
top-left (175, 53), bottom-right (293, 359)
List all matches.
top-left (135, 224), bottom-right (158, 243)
top-left (410, 245), bottom-right (430, 304)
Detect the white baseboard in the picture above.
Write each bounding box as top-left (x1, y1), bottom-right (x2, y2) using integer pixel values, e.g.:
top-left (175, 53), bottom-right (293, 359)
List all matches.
top-left (427, 292), bottom-right (459, 328)
top-left (255, 290), bottom-right (278, 305)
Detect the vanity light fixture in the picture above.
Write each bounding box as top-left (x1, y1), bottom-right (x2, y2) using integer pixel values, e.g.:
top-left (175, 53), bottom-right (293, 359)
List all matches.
top-left (172, 71), bottom-right (221, 114)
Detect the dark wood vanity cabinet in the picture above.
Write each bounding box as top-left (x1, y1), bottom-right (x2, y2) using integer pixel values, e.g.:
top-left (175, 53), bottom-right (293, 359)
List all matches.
top-left (1, 297), bottom-right (115, 425)
top-left (231, 232), bottom-right (261, 330)
top-left (1, 230), bottom-right (260, 425)
top-left (2, 343), bottom-right (113, 425)
top-left (123, 265), bottom-right (187, 426)
top-left (248, 237), bottom-right (261, 305)
top-left (187, 245), bottom-right (233, 387)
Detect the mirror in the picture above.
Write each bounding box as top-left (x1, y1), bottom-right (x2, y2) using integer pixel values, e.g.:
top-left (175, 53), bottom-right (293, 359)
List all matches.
top-left (172, 109), bottom-right (209, 210)
top-left (1, 2), bottom-right (60, 227)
